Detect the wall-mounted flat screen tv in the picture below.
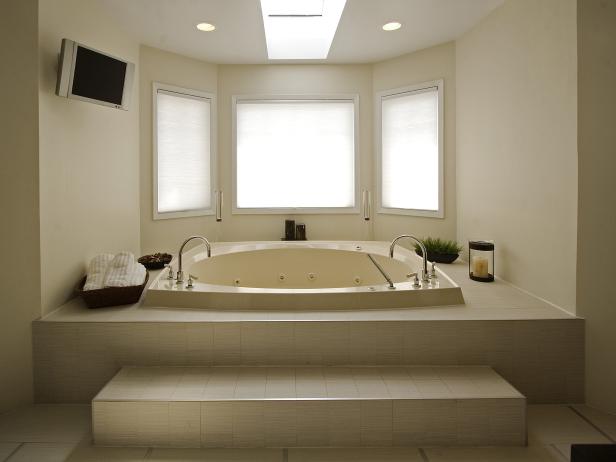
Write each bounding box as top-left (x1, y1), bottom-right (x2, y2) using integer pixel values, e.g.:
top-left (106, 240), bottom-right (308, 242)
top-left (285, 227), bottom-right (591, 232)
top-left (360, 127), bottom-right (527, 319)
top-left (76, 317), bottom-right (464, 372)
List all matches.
top-left (55, 39), bottom-right (135, 110)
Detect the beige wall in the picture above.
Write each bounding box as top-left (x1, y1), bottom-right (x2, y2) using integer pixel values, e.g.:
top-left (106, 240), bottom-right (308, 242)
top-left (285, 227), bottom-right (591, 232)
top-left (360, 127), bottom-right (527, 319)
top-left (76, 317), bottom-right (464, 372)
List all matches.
top-left (139, 46), bottom-right (219, 254)
top-left (456, 0), bottom-right (578, 312)
top-left (372, 42), bottom-right (457, 242)
top-left (577, 0), bottom-right (616, 414)
top-left (0, 0), bottom-right (40, 413)
top-left (38, 0), bottom-right (141, 314)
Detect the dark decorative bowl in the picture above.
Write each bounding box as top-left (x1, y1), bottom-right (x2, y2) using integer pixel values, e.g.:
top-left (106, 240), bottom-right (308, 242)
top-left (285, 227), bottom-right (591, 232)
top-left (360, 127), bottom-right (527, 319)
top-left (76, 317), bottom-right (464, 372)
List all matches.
top-left (415, 249), bottom-right (459, 264)
top-left (138, 253), bottom-right (173, 270)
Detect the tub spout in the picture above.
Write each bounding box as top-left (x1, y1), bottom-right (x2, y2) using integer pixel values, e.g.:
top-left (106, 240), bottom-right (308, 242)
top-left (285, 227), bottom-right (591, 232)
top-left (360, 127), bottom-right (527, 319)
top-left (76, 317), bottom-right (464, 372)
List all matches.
top-left (389, 235), bottom-right (429, 283)
top-left (176, 236), bottom-right (211, 284)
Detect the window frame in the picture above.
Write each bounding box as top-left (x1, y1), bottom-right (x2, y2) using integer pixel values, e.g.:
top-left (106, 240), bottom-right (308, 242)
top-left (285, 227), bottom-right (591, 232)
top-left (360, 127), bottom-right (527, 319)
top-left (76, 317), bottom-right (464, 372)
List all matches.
top-left (375, 79), bottom-right (444, 218)
top-left (152, 82), bottom-right (217, 220)
top-left (231, 94), bottom-right (361, 215)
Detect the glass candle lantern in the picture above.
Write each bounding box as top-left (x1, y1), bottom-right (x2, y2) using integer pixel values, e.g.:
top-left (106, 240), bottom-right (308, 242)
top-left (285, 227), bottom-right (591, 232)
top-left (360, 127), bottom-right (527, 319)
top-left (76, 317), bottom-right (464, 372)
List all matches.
top-left (469, 240), bottom-right (494, 282)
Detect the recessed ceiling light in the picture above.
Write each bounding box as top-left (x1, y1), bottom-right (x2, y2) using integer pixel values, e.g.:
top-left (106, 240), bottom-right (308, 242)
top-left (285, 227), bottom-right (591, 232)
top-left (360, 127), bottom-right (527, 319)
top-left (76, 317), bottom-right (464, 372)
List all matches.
top-left (260, 0), bottom-right (347, 60)
top-left (196, 22), bottom-right (216, 32)
top-left (382, 22), bottom-right (402, 31)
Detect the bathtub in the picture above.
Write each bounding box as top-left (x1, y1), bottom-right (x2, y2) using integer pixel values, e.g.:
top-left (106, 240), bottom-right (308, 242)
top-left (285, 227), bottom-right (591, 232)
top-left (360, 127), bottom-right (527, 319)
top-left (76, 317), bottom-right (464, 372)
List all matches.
top-left (143, 241), bottom-right (465, 310)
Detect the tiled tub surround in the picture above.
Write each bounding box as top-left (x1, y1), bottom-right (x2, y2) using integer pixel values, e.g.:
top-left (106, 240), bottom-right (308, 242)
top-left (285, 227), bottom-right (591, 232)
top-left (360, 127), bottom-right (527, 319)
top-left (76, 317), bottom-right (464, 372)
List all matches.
top-left (33, 260), bottom-right (584, 405)
top-left (143, 242), bottom-right (464, 310)
top-left (92, 366), bottom-right (526, 447)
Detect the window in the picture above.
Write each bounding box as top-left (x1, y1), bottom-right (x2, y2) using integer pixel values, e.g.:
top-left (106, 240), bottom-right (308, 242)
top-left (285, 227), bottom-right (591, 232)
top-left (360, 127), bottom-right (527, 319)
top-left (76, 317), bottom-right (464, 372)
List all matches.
top-left (233, 96), bottom-right (358, 213)
top-left (153, 83), bottom-right (216, 219)
top-left (376, 80), bottom-right (443, 217)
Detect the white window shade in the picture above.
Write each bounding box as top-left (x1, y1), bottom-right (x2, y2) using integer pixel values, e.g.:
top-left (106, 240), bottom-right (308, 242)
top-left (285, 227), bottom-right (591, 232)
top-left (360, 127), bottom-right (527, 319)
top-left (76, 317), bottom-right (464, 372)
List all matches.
top-left (235, 99), bottom-right (356, 210)
top-left (380, 85), bottom-right (441, 214)
top-left (156, 89), bottom-right (212, 215)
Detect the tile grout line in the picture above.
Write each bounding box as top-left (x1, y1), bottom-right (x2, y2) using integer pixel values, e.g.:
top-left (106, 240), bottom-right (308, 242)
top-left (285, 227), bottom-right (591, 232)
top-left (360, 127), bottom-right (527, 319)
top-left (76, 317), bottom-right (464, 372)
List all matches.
top-left (568, 405), bottom-right (616, 443)
top-left (418, 447), bottom-right (430, 461)
top-left (3, 443), bottom-right (24, 462)
top-left (550, 443), bottom-right (570, 462)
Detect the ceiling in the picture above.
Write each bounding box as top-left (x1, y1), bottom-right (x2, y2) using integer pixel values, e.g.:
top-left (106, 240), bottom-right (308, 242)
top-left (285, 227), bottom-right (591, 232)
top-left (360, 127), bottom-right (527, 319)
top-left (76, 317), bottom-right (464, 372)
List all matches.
top-left (101, 0), bottom-right (503, 64)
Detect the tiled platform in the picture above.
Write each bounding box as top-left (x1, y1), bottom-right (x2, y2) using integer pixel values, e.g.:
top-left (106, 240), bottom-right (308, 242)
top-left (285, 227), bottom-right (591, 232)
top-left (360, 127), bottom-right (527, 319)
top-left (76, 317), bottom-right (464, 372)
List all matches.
top-left (92, 366), bottom-right (526, 448)
top-left (1, 404), bottom-right (615, 461)
top-left (32, 261), bottom-right (584, 405)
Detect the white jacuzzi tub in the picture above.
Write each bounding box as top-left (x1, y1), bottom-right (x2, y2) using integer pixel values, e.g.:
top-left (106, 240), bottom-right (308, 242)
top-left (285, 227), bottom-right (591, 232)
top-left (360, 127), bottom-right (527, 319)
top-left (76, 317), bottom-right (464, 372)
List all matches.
top-left (143, 241), bottom-right (464, 310)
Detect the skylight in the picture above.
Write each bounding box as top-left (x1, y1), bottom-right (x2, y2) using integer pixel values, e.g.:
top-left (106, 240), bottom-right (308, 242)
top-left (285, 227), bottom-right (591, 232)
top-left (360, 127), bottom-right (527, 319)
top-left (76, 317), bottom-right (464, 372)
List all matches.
top-left (260, 0), bottom-right (347, 60)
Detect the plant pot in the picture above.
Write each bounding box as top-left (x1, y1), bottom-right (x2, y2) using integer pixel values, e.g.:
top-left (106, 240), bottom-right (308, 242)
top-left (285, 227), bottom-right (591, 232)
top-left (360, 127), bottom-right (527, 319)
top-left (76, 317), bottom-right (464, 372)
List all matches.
top-left (415, 249), bottom-right (459, 264)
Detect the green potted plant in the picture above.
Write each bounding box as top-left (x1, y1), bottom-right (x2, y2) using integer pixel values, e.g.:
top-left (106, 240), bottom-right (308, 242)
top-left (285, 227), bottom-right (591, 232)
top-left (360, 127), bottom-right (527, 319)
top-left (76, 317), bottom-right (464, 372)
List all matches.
top-left (414, 237), bottom-right (463, 264)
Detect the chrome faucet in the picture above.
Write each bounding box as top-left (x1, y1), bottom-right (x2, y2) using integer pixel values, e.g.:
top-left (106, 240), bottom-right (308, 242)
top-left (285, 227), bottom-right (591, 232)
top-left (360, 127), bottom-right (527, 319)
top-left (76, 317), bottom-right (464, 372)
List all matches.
top-left (176, 235), bottom-right (211, 284)
top-left (389, 235), bottom-right (429, 283)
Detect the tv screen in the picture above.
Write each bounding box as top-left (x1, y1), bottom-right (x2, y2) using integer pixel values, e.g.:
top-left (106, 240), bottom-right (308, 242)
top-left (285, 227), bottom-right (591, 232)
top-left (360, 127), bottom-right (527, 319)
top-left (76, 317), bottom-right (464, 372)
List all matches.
top-left (56, 39), bottom-right (135, 110)
top-left (72, 46), bottom-right (127, 106)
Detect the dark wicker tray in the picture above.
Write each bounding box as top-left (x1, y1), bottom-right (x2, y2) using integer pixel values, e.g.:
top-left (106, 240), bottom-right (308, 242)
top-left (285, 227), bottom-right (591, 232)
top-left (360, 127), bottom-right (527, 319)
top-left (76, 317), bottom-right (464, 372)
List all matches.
top-left (75, 272), bottom-right (149, 309)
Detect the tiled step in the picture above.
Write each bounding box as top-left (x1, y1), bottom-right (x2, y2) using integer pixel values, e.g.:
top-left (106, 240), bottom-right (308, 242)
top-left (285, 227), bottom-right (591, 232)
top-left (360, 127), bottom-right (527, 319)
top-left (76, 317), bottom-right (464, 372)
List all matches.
top-left (92, 366), bottom-right (526, 448)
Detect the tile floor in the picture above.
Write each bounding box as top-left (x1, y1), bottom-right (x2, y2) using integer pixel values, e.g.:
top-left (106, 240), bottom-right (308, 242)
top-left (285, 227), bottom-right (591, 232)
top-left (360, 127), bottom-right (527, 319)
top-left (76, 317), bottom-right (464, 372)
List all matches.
top-left (0, 404), bottom-right (614, 461)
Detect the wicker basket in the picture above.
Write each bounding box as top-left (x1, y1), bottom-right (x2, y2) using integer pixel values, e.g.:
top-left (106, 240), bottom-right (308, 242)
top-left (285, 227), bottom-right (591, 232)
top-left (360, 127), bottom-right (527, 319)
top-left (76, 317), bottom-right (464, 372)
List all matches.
top-left (75, 272), bottom-right (149, 309)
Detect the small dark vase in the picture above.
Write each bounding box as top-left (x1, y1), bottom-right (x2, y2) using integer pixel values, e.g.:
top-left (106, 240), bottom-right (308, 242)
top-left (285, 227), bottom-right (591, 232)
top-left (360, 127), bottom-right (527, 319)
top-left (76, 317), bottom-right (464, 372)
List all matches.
top-left (415, 249), bottom-right (459, 264)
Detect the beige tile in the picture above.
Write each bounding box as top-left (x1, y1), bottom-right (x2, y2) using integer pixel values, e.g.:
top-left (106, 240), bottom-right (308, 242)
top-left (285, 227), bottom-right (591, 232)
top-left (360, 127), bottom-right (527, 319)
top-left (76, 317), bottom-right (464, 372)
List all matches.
top-left (381, 368), bottom-right (421, 399)
top-left (0, 442), bottom-right (19, 460)
top-left (139, 368), bottom-right (181, 400)
top-left (0, 404), bottom-right (91, 443)
top-left (94, 402), bottom-right (138, 446)
top-left (213, 324), bottom-right (241, 365)
top-left (425, 445), bottom-right (565, 461)
top-left (407, 368), bottom-right (451, 399)
top-left (173, 368), bottom-right (211, 400)
top-left (552, 444), bottom-right (572, 461)
top-left (393, 400), bottom-right (457, 446)
top-left (295, 368), bottom-right (327, 399)
top-left (65, 444), bottom-right (148, 462)
top-left (136, 402), bottom-right (169, 446)
top-left (296, 401), bottom-right (328, 447)
top-left (352, 368), bottom-right (390, 399)
top-left (375, 322), bottom-right (405, 365)
top-left (185, 324), bottom-right (214, 366)
top-left (265, 368), bottom-right (296, 399)
top-left (328, 401), bottom-right (360, 446)
top-left (360, 400), bottom-right (393, 447)
top-left (234, 368), bottom-right (267, 399)
top-left (8, 442), bottom-right (77, 462)
top-left (202, 402), bottom-right (233, 448)
top-left (131, 324), bottom-right (160, 366)
top-left (148, 448), bottom-right (284, 461)
top-left (169, 402), bottom-right (201, 448)
top-left (348, 323), bottom-right (377, 365)
top-left (288, 448), bottom-right (423, 461)
top-left (158, 324), bottom-right (188, 366)
top-left (571, 404), bottom-right (616, 441)
top-left (324, 368), bottom-right (358, 399)
top-left (240, 324), bottom-right (271, 365)
top-left (527, 405), bottom-right (610, 445)
top-left (203, 368), bottom-right (238, 400)
top-left (232, 402), bottom-right (264, 447)
top-left (264, 401), bottom-right (297, 447)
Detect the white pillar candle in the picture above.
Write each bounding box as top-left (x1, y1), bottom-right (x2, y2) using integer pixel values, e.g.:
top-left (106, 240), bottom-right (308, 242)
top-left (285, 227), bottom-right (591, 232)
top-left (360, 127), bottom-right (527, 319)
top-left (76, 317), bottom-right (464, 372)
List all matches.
top-left (472, 256), bottom-right (489, 278)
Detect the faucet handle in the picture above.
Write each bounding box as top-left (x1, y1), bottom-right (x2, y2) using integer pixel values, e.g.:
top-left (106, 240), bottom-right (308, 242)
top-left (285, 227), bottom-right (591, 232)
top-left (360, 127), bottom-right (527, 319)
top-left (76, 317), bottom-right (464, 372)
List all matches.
top-left (431, 262), bottom-right (437, 279)
top-left (186, 274), bottom-right (198, 289)
top-left (164, 264), bottom-right (174, 280)
top-left (407, 272), bottom-right (421, 288)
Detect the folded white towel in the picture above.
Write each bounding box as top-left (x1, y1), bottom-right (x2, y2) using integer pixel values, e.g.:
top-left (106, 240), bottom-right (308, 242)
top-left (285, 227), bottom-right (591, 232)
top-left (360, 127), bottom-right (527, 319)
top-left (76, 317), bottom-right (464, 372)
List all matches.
top-left (104, 252), bottom-right (146, 287)
top-left (126, 262), bottom-right (147, 287)
top-left (83, 254), bottom-right (114, 291)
